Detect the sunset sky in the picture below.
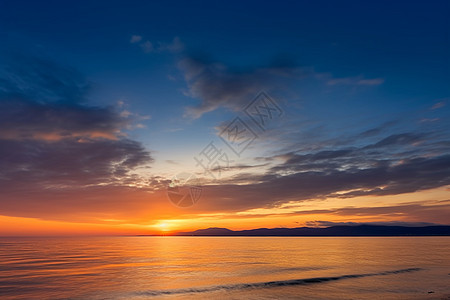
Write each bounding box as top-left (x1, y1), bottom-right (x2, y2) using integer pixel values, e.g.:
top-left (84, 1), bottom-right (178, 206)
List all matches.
top-left (0, 0), bottom-right (449, 235)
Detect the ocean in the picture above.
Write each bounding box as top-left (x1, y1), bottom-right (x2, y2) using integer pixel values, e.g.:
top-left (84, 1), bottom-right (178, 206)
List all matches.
top-left (0, 237), bottom-right (449, 299)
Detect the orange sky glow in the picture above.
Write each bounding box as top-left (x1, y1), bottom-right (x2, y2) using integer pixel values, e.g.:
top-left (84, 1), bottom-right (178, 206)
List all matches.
top-left (2, 186), bottom-right (448, 236)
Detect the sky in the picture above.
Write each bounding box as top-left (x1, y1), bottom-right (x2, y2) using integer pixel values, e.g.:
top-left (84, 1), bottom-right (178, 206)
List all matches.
top-left (0, 0), bottom-right (449, 235)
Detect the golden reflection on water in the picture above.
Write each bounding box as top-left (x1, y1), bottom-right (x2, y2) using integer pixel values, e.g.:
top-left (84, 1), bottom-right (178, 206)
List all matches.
top-left (1, 237), bottom-right (449, 299)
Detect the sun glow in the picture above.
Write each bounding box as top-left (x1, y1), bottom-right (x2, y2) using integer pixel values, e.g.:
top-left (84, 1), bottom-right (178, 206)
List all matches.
top-left (156, 222), bottom-right (170, 231)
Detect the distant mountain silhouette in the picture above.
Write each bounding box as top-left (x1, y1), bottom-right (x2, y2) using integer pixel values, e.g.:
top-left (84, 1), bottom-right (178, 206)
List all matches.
top-left (175, 225), bottom-right (450, 236)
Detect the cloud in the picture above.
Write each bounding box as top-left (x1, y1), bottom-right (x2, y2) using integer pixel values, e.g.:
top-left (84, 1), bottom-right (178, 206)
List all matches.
top-left (0, 56), bottom-right (155, 220)
top-left (304, 220), bottom-right (441, 227)
top-left (326, 76), bottom-right (384, 86)
top-left (431, 100), bottom-right (446, 110)
top-left (156, 36), bottom-right (184, 53)
top-left (178, 54), bottom-right (387, 118)
top-left (311, 201), bottom-right (450, 225)
top-left (0, 57), bottom-right (129, 141)
top-left (420, 118), bottom-right (439, 123)
top-left (179, 57), bottom-right (306, 118)
top-left (210, 163), bottom-right (269, 172)
top-left (0, 55), bottom-right (90, 103)
top-left (363, 133), bottom-right (425, 149)
top-left (130, 35), bottom-right (142, 43)
top-left (132, 36), bottom-right (184, 54)
top-left (356, 78), bottom-right (385, 85)
top-left (178, 86), bottom-right (450, 213)
top-left (225, 200), bottom-right (450, 226)
top-left (140, 40), bottom-right (154, 53)
top-left (0, 137), bottom-right (152, 187)
top-left (188, 127), bottom-right (450, 213)
top-left (0, 98), bottom-right (128, 141)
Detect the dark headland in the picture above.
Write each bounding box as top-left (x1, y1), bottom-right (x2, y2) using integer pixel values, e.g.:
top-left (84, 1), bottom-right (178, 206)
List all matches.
top-left (174, 225), bottom-right (450, 236)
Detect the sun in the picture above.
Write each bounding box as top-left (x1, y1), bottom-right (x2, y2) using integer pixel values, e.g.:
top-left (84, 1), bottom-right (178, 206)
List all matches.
top-left (156, 222), bottom-right (170, 232)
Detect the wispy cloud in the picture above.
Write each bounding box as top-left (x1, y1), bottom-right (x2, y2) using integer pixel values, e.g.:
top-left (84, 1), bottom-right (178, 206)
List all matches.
top-left (326, 76), bottom-right (384, 86)
top-left (431, 100), bottom-right (446, 110)
top-left (131, 35), bottom-right (184, 53)
top-left (130, 35), bottom-right (142, 43)
top-left (420, 118), bottom-right (440, 123)
top-left (140, 40), bottom-right (154, 53)
top-left (304, 220), bottom-right (441, 227)
top-left (156, 36), bottom-right (184, 53)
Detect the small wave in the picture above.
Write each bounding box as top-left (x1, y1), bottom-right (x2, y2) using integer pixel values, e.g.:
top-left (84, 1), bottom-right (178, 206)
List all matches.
top-left (135, 267), bottom-right (423, 297)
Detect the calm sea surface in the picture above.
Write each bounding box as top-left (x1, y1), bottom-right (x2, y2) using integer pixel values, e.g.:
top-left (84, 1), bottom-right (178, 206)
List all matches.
top-left (0, 237), bottom-right (449, 299)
